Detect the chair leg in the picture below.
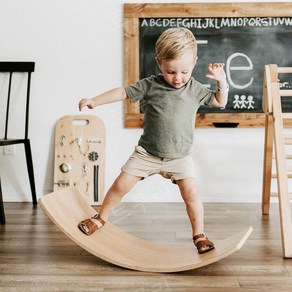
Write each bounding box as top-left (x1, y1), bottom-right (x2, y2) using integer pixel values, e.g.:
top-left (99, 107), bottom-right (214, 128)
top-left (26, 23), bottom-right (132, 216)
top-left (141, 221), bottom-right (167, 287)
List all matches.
top-left (0, 177), bottom-right (6, 225)
top-left (24, 140), bottom-right (37, 205)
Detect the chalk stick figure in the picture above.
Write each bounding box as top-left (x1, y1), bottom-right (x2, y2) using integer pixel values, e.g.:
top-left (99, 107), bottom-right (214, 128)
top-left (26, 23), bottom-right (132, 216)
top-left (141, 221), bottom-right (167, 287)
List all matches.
top-left (246, 95), bottom-right (255, 109)
top-left (240, 95), bottom-right (247, 109)
top-left (233, 95), bottom-right (241, 109)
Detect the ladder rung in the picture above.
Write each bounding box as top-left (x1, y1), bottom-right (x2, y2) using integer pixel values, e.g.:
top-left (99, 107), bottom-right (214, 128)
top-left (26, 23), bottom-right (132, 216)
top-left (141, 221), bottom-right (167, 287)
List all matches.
top-left (272, 173), bottom-right (292, 178)
top-left (272, 154), bottom-right (292, 159)
top-left (271, 192), bottom-right (292, 199)
top-left (278, 67), bottom-right (292, 73)
top-left (280, 90), bottom-right (292, 97)
top-left (282, 113), bottom-right (292, 119)
top-left (284, 138), bottom-right (292, 145)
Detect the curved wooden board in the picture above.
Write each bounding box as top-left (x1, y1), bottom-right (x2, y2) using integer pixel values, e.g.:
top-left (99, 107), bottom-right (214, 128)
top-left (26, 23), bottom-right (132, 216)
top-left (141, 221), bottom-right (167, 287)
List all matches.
top-left (39, 187), bottom-right (253, 273)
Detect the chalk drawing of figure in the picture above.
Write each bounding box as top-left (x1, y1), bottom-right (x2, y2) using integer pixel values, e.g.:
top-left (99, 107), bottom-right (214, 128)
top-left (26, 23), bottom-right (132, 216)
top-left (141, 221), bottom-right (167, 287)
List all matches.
top-left (240, 95), bottom-right (247, 109)
top-left (233, 95), bottom-right (240, 109)
top-left (246, 95), bottom-right (255, 109)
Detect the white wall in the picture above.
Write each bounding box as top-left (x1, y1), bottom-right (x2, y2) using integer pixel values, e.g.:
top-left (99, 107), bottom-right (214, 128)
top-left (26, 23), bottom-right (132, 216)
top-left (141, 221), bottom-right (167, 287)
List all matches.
top-left (0, 0), bottom-right (280, 203)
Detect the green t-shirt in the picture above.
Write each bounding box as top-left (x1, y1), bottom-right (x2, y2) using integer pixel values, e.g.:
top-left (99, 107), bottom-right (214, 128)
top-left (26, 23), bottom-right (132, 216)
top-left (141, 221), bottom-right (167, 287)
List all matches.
top-left (125, 74), bottom-right (214, 159)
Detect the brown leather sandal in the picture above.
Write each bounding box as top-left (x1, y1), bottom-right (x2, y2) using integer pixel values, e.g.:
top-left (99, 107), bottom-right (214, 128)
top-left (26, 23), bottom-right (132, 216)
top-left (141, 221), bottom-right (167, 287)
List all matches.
top-left (78, 214), bottom-right (106, 235)
top-left (193, 233), bottom-right (215, 254)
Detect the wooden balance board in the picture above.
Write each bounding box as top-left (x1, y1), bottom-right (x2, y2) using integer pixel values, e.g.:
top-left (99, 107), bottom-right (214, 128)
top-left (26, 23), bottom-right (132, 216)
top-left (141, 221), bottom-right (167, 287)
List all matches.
top-left (39, 187), bottom-right (253, 273)
top-left (53, 115), bottom-right (105, 205)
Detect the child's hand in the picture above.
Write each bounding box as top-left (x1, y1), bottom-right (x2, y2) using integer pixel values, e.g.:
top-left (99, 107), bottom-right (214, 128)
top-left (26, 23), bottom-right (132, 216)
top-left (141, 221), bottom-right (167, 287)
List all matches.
top-left (206, 63), bottom-right (227, 82)
top-left (78, 98), bottom-right (95, 111)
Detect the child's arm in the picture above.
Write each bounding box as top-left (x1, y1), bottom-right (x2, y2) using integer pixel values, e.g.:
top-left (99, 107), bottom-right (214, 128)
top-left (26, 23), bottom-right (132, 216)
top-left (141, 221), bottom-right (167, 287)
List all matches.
top-left (79, 87), bottom-right (127, 111)
top-left (206, 63), bottom-right (229, 108)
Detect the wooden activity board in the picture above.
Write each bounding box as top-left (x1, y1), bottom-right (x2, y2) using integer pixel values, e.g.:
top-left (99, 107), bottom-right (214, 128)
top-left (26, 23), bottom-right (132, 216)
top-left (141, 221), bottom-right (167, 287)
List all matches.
top-left (53, 115), bottom-right (105, 205)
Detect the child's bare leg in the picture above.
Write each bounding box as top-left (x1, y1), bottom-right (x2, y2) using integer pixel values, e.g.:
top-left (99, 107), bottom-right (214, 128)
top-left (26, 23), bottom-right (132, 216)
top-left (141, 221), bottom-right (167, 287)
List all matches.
top-left (176, 178), bottom-right (204, 237)
top-left (90, 171), bottom-right (141, 227)
top-left (99, 171), bottom-right (141, 221)
top-left (176, 177), bottom-right (214, 253)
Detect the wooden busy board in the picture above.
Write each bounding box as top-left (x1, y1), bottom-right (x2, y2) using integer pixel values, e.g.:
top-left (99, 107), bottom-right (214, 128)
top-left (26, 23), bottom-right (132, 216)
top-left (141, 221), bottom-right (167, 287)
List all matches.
top-left (53, 115), bottom-right (105, 205)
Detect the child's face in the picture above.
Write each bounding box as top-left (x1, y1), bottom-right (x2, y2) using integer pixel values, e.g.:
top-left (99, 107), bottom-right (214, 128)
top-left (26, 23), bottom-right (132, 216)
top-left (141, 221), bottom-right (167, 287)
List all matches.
top-left (156, 51), bottom-right (196, 89)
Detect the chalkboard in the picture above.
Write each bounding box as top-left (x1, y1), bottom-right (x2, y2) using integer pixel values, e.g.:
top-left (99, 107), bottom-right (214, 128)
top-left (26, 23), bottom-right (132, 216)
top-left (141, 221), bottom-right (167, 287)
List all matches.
top-left (139, 17), bottom-right (292, 114)
top-left (124, 3), bottom-right (292, 128)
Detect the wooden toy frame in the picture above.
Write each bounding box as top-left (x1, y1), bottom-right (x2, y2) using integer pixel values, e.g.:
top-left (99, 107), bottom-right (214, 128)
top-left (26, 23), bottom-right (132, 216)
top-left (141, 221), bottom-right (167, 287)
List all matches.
top-left (262, 65), bottom-right (292, 258)
top-left (123, 2), bottom-right (292, 128)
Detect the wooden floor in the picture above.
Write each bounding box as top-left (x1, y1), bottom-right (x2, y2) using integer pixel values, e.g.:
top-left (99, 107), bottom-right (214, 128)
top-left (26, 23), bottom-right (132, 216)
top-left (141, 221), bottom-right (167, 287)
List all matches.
top-left (0, 201), bottom-right (292, 291)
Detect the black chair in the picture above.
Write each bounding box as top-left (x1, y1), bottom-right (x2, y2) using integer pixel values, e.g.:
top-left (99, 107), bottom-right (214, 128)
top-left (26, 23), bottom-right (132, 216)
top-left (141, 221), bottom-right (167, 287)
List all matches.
top-left (0, 62), bottom-right (37, 225)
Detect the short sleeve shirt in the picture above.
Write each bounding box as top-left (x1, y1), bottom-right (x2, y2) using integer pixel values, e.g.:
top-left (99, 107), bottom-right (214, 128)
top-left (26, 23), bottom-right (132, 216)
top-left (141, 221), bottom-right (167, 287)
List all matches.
top-left (125, 74), bottom-right (214, 159)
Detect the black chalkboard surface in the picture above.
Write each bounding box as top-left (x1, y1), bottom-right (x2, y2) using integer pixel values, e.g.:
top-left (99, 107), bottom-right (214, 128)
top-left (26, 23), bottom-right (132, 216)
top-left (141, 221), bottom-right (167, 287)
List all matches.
top-left (139, 17), bottom-right (292, 114)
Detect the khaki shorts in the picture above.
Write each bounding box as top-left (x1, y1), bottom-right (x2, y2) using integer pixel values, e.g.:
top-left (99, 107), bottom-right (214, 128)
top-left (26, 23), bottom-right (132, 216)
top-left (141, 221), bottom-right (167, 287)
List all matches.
top-left (121, 145), bottom-right (197, 183)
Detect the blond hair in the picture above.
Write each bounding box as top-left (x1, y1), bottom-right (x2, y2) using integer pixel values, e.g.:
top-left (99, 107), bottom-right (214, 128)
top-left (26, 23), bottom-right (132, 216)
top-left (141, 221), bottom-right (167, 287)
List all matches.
top-left (155, 27), bottom-right (197, 61)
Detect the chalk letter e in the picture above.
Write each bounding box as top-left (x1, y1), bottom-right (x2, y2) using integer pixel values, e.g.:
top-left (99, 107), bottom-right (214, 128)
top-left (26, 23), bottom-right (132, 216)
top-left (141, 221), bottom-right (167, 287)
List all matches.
top-left (226, 52), bottom-right (253, 89)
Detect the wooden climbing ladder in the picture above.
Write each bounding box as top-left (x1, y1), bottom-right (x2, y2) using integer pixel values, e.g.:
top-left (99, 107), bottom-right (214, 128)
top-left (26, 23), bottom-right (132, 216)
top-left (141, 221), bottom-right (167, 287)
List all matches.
top-left (262, 64), bottom-right (292, 258)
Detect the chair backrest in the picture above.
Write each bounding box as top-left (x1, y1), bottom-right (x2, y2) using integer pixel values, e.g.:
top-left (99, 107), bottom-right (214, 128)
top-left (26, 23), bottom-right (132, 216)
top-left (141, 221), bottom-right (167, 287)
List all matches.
top-left (0, 62), bottom-right (35, 140)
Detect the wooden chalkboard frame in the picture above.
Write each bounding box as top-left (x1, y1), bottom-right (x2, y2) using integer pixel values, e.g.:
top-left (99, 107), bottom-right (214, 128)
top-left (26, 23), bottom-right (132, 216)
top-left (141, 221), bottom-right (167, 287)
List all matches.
top-left (124, 2), bottom-right (292, 128)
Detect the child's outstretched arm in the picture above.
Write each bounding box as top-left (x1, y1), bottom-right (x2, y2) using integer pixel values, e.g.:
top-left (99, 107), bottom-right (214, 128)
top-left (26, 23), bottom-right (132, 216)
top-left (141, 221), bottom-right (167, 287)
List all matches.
top-left (79, 87), bottom-right (127, 111)
top-left (206, 63), bottom-right (229, 108)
